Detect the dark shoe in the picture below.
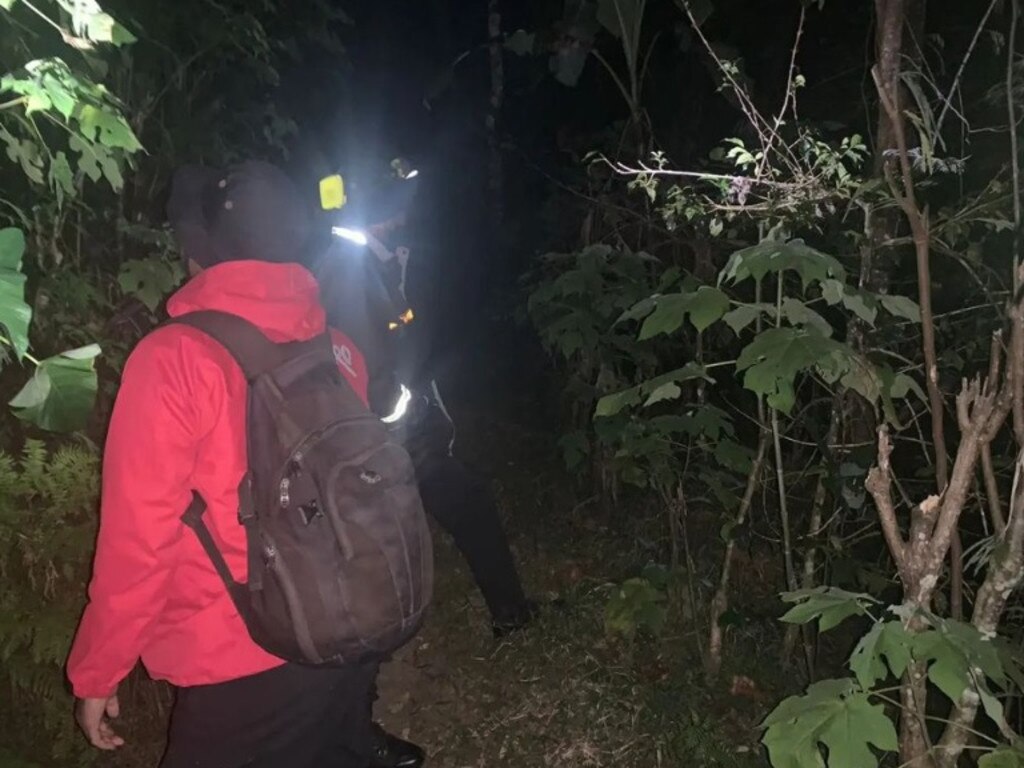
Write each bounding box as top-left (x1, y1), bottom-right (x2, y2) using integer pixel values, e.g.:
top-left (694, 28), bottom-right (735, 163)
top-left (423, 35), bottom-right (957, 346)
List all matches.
top-left (370, 723), bottom-right (425, 768)
top-left (492, 598), bottom-right (558, 639)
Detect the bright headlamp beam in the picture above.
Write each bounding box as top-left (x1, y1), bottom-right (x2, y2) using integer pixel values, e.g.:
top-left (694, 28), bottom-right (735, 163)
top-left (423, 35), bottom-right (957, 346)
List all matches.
top-left (332, 226), bottom-right (368, 246)
top-left (381, 385), bottom-right (412, 424)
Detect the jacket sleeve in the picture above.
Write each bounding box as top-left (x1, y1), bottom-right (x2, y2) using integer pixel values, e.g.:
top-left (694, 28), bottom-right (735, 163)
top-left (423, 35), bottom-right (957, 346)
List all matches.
top-left (67, 328), bottom-right (220, 698)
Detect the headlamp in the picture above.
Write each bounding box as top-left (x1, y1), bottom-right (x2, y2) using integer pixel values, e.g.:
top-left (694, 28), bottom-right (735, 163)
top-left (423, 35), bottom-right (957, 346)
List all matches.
top-left (332, 226), bottom-right (368, 246)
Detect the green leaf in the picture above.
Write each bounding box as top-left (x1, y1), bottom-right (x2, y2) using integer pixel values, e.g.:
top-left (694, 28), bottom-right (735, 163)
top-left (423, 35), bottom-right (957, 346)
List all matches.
top-left (889, 373), bottom-right (927, 403)
top-left (714, 439), bottom-right (753, 473)
top-left (736, 327), bottom-right (845, 413)
top-left (836, 355), bottom-right (884, 405)
top-left (849, 621), bottom-right (912, 689)
top-left (917, 622), bottom-right (1003, 708)
top-left (596, 388), bottom-right (642, 418)
top-left (0, 227), bottom-right (31, 360)
top-left (880, 294), bottom-right (921, 323)
top-left (9, 344), bottom-right (100, 432)
top-left (639, 293), bottom-right (691, 340)
top-left (597, 0), bottom-right (644, 39)
top-left (780, 587), bottom-right (875, 632)
top-left (762, 678), bottom-right (897, 768)
top-left (76, 104), bottom-right (142, 151)
top-left (721, 239), bottom-right (846, 289)
top-left (821, 282), bottom-right (880, 326)
top-left (782, 297), bottom-right (833, 336)
top-left (595, 363), bottom-right (711, 418)
top-left (644, 382), bottom-right (681, 407)
top-left (0, 0), bottom-right (18, 10)
top-left (118, 258), bottom-right (183, 312)
top-left (549, 46), bottom-right (589, 87)
top-left (638, 287), bottom-right (729, 339)
top-left (0, 127), bottom-right (44, 185)
top-left (505, 29), bottom-right (536, 56)
top-left (914, 620), bottom-right (1006, 704)
top-left (617, 295), bottom-right (657, 325)
top-left (605, 577), bottom-right (667, 639)
top-left (822, 278), bottom-right (844, 306)
top-left (723, 304), bottom-right (763, 334)
top-left (48, 150), bottom-right (74, 205)
top-left (980, 748), bottom-right (1024, 768)
top-left (68, 134), bottom-right (102, 183)
top-left (688, 286), bottom-right (730, 331)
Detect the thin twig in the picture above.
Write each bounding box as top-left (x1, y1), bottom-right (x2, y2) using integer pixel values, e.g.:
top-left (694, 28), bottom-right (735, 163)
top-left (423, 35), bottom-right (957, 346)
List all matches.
top-left (934, 0), bottom-right (1002, 135)
top-left (1009, 0), bottom-right (1022, 295)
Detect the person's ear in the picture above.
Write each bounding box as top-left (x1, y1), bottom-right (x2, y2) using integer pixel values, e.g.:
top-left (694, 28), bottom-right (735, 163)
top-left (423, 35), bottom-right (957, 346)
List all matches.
top-left (187, 258), bottom-right (203, 277)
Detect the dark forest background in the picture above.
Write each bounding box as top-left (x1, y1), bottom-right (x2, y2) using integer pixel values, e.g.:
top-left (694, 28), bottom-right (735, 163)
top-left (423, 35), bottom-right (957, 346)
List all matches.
top-left (1, 1), bottom-right (1023, 766)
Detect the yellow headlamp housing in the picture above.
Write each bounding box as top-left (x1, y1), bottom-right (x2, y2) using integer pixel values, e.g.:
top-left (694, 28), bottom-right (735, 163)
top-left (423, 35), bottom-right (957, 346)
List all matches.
top-left (319, 174), bottom-right (347, 211)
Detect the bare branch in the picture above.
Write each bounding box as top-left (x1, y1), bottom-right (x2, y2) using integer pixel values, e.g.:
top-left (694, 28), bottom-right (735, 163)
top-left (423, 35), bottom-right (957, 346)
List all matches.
top-left (937, 453), bottom-right (1024, 767)
top-left (981, 445), bottom-right (1006, 535)
top-left (606, 159), bottom-right (809, 189)
top-left (934, 0), bottom-right (1002, 135)
top-left (929, 381), bottom-right (996, 573)
top-left (866, 427), bottom-right (908, 576)
top-left (1010, 0), bottom-right (1023, 295)
top-left (1012, 300), bottom-right (1024, 445)
top-left (756, 5), bottom-right (807, 178)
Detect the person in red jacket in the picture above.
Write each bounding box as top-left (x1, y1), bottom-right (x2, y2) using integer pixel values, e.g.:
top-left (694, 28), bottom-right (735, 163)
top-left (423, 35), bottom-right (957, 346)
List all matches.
top-left (67, 162), bottom-right (382, 767)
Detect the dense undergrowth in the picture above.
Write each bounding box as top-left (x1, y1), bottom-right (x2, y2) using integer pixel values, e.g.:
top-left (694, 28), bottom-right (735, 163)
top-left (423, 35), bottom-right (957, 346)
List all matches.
top-left (3, 0), bottom-right (1024, 767)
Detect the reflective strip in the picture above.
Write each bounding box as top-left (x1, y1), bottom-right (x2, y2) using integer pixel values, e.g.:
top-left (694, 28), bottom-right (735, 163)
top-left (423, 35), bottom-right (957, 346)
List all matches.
top-left (381, 385), bottom-right (412, 424)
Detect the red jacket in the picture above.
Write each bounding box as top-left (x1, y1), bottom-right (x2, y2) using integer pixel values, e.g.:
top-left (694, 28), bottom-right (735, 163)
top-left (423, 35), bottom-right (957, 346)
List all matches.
top-left (67, 261), bottom-right (368, 699)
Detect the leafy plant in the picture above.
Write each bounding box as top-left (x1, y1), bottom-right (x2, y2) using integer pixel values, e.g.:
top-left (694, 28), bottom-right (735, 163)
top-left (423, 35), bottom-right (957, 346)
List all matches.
top-left (605, 565), bottom-right (671, 640)
top-left (0, 227), bottom-right (100, 431)
top-left (766, 589), bottom-right (1024, 767)
top-left (0, 440), bottom-right (100, 762)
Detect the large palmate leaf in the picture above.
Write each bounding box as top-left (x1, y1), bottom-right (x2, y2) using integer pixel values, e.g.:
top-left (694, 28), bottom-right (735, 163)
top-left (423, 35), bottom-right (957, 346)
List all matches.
top-left (736, 327), bottom-right (846, 413)
top-left (636, 286), bottom-right (730, 340)
top-left (10, 344), bottom-right (101, 432)
top-left (981, 748), bottom-right (1024, 768)
top-left (721, 238), bottom-right (846, 289)
top-left (0, 227), bottom-right (31, 360)
top-left (821, 279), bottom-right (879, 326)
top-left (118, 257), bottom-right (184, 311)
top-left (780, 587), bottom-right (877, 632)
top-left (762, 678), bottom-right (897, 768)
top-left (595, 363), bottom-right (711, 417)
top-left (914, 619), bottom-right (1006, 704)
top-left (849, 620), bottom-right (913, 688)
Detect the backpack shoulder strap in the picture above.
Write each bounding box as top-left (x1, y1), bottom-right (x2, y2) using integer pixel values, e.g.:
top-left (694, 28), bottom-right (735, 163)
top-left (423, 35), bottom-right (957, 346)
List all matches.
top-left (170, 310), bottom-right (297, 380)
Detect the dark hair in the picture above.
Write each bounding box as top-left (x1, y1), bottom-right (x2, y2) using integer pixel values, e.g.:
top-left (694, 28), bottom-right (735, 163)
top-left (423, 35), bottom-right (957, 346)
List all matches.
top-left (168, 161), bottom-right (312, 268)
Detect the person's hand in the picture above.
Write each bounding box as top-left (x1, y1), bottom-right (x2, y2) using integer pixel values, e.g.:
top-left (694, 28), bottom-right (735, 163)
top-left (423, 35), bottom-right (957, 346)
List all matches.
top-left (75, 694), bottom-right (125, 750)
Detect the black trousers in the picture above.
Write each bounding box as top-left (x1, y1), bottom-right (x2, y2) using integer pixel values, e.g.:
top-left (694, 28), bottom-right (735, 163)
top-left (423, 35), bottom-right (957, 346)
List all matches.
top-left (160, 661), bottom-right (378, 768)
top-left (413, 450), bottom-right (527, 621)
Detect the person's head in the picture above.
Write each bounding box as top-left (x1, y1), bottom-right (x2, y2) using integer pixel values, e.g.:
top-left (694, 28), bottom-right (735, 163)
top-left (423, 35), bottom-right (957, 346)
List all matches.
top-left (167, 161), bottom-right (312, 275)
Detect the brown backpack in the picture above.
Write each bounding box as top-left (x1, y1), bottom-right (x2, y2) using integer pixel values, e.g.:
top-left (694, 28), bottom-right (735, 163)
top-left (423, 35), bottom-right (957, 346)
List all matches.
top-left (172, 310), bottom-right (433, 665)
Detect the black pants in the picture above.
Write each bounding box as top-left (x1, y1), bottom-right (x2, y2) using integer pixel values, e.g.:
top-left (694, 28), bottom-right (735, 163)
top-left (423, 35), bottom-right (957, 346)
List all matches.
top-left (414, 451), bottom-right (527, 621)
top-left (161, 661), bottom-right (378, 768)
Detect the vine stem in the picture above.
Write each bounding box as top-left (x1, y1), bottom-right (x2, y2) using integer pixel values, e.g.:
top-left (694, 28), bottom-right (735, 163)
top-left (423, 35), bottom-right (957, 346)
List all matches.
top-left (0, 96), bottom-right (28, 111)
top-left (770, 274), bottom-right (801, 669)
top-left (16, 0), bottom-right (65, 37)
top-left (0, 334), bottom-right (40, 367)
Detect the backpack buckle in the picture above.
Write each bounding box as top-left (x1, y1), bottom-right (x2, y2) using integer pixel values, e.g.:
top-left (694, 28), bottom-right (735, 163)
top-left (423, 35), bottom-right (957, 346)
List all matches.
top-left (237, 474), bottom-right (256, 523)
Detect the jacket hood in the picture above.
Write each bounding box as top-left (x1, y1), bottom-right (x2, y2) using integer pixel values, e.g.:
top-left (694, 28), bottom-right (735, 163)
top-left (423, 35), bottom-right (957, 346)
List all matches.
top-left (167, 260), bottom-right (325, 343)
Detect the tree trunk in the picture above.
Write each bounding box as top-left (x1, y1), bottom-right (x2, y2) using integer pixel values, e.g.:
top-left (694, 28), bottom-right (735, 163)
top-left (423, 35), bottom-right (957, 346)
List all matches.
top-left (486, 0), bottom-right (504, 228)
